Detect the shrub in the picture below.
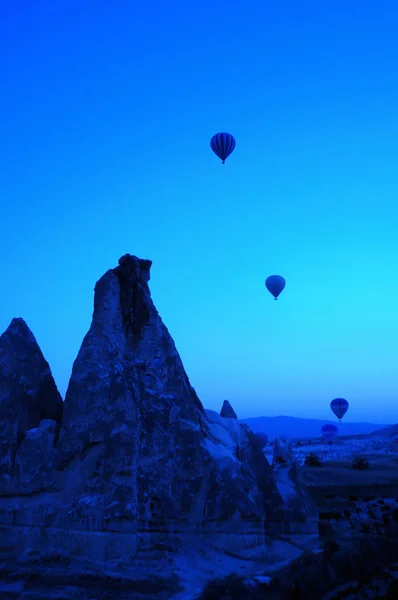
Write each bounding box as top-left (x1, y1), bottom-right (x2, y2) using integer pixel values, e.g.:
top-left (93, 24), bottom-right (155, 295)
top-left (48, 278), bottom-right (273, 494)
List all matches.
top-left (196, 574), bottom-right (253, 600)
top-left (384, 579), bottom-right (398, 599)
top-left (352, 457), bottom-right (369, 470)
top-left (304, 452), bottom-right (322, 467)
top-left (383, 514), bottom-right (391, 527)
top-left (321, 511), bottom-right (343, 520)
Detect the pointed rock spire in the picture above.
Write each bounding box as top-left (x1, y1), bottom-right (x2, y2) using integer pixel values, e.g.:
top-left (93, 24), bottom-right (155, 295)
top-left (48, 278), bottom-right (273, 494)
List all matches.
top-left (220, 399), bottom-right (238, 419)
top-left (0, 318), bottom-right (63, 484)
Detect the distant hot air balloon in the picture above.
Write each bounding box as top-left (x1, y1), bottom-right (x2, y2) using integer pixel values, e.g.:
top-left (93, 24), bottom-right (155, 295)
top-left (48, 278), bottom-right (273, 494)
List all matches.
top-left (265, 275), bottom-right (286, 300)
top-left (210, 133), bottom-right (236, 164)
top-left (321, 423), bottom-right (338, 444)
top-left (330, 398), bottom-right (349, 422)
top-left (255, 432), bottom-right (268, 449)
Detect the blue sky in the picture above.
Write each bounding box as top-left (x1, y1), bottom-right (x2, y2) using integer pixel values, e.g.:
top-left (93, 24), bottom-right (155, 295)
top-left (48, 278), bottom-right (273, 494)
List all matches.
top-left (1, 0), bottom-right (398, 423)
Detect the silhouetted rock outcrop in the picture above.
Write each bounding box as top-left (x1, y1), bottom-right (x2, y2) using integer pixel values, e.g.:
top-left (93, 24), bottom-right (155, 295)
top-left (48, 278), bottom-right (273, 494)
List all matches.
top-left (273, 436), bottom-right (293, 465)
top-left (0, 255), bottom-right (319, 598)
top-left (54, 255), bottom-right (282, 541)
top-left (220, 399), bottom-right (237, 419)
top-left (269, 461), bottom-right (319, 540)
top-left (0, 318), bottom-right (63, 490)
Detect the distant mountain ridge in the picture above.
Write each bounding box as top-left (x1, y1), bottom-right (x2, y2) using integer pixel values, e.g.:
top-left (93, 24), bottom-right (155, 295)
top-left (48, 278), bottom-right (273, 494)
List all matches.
top-left (337, 423), bottom-right (398, 441)
top-left (240, 415), bottom-right (390, 440)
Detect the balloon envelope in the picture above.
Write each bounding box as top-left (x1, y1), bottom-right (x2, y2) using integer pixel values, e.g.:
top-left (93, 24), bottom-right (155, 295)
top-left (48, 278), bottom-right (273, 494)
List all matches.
top-left (210, 133), bottom-right (236, 163)
top-left (321, 423), bottom-right (338, 442)
top-left (255, 432), bottom-right (268, 448)
top-left (265, 275), bottom-right (286, 299)
top-left (330, 398), bottom-right (349, 421)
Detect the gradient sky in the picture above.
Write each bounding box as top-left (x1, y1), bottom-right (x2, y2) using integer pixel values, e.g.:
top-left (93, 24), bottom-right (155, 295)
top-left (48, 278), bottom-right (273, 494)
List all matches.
top-left (1, 0), bottom-right (398, 423)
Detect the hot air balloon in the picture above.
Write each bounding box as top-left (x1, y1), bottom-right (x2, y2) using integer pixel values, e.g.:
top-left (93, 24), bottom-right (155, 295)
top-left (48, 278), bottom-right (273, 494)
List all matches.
top-left (321, 423), bottom-right (338, 444)
top-left (265, 275), bottom-right (286, 300)
top-left (210, 133), bottom-right (236, 164)
top-left (330, 398), bottom-right (349, 422)
top-left (255, 432), bottom-right (268, 449)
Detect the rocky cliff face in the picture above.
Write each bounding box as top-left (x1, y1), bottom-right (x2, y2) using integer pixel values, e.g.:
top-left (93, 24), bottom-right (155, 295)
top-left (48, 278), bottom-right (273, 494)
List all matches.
top-left (0, 254), bottom-right (318, 599)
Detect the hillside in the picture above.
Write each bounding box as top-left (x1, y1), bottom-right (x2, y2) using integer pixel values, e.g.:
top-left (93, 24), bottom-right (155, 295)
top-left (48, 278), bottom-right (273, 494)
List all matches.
top-left (240, 415), bottom-right (390, 440)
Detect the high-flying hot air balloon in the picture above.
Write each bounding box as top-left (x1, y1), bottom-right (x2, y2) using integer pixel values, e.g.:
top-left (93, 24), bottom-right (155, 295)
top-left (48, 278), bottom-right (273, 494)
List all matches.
top-left (265, 275), bottom-right (286, 300)
top-left (255, 432), bottom-right (268, 449)
top-left (321, 423), bottom-right (338, 444)
top-left (210, 133), bottom-right (236, 164)
top-left (330, 398), bottom-right (349, 422)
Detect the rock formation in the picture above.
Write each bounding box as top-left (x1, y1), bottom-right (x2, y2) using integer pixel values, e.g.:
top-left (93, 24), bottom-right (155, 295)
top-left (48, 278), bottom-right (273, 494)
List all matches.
top-left (272, 436), bottom-right (294, 466)
top-left (0, 318), bottom-right (63, 491)
top-left (220, 399), bottom-right (238, 419)
top-left (270, 460), bottom-right (319, 542)
top-left (0, 254), bottom-right (318, 599)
